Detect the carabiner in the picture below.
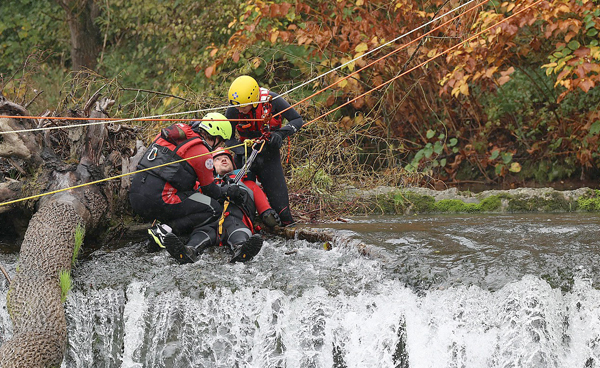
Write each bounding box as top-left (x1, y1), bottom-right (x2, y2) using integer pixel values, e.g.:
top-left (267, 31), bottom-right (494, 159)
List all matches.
top-left (147, 146), bottom-right (158, 161)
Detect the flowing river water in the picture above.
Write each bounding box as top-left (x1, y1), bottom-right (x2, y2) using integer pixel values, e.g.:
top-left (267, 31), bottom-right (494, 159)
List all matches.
top-left (1, 213), bottom-right (600, 367)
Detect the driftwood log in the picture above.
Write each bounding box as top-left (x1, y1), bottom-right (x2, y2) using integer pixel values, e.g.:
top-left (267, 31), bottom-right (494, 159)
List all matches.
top-left (0, 95), bottom-right (122, 367)
top-left (270, 225), bottom-right (370, 256)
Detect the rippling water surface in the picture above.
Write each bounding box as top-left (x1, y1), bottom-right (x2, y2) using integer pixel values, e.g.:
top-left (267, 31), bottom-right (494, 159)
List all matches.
top-left (1, 213), bottom-right (600, 367)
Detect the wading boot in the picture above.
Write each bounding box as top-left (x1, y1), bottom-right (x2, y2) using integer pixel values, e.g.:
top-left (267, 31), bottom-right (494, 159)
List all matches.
top-left (164, 233), bottom-right (197, 264)
top-left (147, 223), bottom-right (172, 252)
top-left (230, 234), bottom-right (263, 263)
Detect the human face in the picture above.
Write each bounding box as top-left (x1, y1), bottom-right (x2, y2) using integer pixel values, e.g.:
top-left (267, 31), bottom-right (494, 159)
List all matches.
top-left (203, 135), bottom-right (223, 150)
top-left (213, 154), bottom-right (234, 176)
top-left (236, 104), bottom-right (252, 114)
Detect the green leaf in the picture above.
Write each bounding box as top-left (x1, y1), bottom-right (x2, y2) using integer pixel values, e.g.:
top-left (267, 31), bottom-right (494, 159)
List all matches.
top-left (426, 129), bottom-right (435, 139)
top-left (424, 143), bottom-right (434, 158)
top-left (490, 149), bottom-right (500, 160)
top-left (501, 151), bottom-right (513, 164)
top-left (587, 28), bottom-right (598, 37)
top-left (440, 158), bottom-right (447, 167)
top-left (567, 40), bottom-right (581, 50)
top-left (449, 138), bottom-right (458, 147)
top-left (549, 137), bottom-right (563, 149)
top-left (590, 121), bottom-right (600, 135)
top-left (433, 141), bottom-right (443, 155)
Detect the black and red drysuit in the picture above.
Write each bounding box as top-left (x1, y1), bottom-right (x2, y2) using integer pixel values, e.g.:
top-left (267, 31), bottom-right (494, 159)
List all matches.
top-left (129, 123), bottom-right (230, 234)
top-left (185, 170), bottom-right (275, 259)
top-left (225, 88), bottom-right (305, 225)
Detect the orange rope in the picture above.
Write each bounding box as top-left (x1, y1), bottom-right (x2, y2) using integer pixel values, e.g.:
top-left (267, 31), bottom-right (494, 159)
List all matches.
top-left (0, 1), bottom-right (542, 207)
top-left (303, 0), bottom-right (543, 127)
top-left (273, 0), bottom-right (491, 120)
top-left (0, 115), bottom-right (261, 122)
top-left (1, 2), bottom-right (484, 127)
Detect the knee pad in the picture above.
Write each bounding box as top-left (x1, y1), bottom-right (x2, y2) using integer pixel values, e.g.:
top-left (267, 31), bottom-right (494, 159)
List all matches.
top-left (187, 230), bottom-right (212, 250)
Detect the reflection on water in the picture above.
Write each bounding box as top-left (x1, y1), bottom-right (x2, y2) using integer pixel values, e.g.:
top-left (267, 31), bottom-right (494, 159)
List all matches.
top-left (305, 213), bottom-right (600, 292)
top-left (1, 213), bottom-right (599, 367)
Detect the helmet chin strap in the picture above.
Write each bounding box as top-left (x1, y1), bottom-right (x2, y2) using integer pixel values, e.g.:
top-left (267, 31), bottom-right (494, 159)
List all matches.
top-left (199, 130), bottom-right (222, 150)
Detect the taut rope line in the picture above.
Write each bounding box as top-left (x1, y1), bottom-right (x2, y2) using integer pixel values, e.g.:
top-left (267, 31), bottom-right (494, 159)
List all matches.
top-left (303, 0), bottom-right (543, 127)
top-left (0, 140), bottom-right (249, 207)
top-left (276, 0), bottom-right (481, 102)
top-left (0, 1), bottom-right (539, 207)
top-left (0, 116), bottom-right (262, 135)
top-left (273, 0), bottom-right (490, 120)
top-left (0, 0), bottom-right (480, 135)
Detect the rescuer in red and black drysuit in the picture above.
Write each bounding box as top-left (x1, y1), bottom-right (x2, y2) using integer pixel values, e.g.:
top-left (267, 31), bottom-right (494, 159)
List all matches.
top-left (129, 113), bottom-right (244, 238)
top-left (163, 147), bottom-right (282, 264)
top-left (225, 75), bottom-right (305, 226)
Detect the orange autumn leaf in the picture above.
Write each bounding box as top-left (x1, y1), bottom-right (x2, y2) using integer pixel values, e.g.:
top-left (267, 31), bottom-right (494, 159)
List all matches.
top-left (204, 65), bottom-right (215, 78)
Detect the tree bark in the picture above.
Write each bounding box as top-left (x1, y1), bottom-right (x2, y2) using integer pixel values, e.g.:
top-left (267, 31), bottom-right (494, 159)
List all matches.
top-left (0, 96), bottom-right (42, 166)
top-left (0, 98), bottom-right (112, 367)
top-left (270, 226), bottom-right (370, 256)
top-left (55, 0), bottom-right (102, 71)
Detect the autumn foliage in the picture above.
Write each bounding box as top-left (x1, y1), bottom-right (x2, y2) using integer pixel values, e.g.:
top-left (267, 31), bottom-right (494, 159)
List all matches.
top-left (2, 0), bottom-right (599, 186)
top-left (206, 0), bottom-right (600, 185)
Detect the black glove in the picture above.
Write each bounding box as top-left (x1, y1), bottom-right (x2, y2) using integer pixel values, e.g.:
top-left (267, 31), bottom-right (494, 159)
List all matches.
top-left (269, 131), bottom-right (284, 149)
top-left (223, 183), bottom-right (246, 204)
top-left (261, 208), bottom-right (282, 227)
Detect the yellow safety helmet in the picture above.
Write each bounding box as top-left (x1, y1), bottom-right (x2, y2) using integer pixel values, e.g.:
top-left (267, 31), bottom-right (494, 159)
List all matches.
top-left (228, 75), bottom-right (260, 107)
top-left (191, 112), bottom-right (232, 140)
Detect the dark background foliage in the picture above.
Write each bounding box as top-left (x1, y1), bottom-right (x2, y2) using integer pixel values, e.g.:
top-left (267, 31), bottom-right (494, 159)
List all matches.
top-left (1, 0), bottom-right (599, 189)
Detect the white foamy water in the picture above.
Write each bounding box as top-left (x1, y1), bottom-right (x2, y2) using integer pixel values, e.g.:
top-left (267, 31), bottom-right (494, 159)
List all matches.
top-left (55, 275), bottom-right (600, 368)
top-left (2, 213), bottom-right (600, 367)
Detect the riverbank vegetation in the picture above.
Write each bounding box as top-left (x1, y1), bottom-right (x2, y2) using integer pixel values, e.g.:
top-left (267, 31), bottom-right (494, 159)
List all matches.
top-left (1, 0), bottom-right (600, 221)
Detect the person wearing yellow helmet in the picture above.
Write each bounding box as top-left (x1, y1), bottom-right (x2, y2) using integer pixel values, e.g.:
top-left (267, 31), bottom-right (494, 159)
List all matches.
top-left (190, 112), bottom-right (232, 145)
top-left (129, 112), bottom-right (248, 255)
top-left (225, 75), bottom-right (305, 225)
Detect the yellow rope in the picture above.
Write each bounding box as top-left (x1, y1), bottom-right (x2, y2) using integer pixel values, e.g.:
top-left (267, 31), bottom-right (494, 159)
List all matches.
top-left (218, 200), bottom-right (230, 237)
top-left (0, 140), bottom-right (250, 207)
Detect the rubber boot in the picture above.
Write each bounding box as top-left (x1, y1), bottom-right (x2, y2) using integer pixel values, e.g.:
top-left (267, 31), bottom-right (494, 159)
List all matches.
top-left (186, 229), bottom-right (214, 258)
top-left (230, 234), bottom-right (264, 263)
top-left (278, 206), bottom-right (294, 226)
top-left (164, 233), bottom-right (197, 264)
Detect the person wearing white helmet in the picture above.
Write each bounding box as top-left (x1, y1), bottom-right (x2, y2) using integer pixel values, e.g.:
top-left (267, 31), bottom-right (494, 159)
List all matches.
top-left (129, 113), bottom-right (246, 253)
top-left (225, 75), bottom-right (305, 226)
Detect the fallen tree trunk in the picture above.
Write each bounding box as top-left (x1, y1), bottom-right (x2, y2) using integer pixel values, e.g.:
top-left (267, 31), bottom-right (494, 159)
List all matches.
top-left (270, 225), bottom-right (370, 256)
top-left (0, 96), bottom-right (113, 367)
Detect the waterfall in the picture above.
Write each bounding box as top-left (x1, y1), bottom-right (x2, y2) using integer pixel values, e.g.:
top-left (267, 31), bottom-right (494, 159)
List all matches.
top-left (2, 214), bottom-right (600, 367)
top-left (52, 275), bottom-right (600, 368)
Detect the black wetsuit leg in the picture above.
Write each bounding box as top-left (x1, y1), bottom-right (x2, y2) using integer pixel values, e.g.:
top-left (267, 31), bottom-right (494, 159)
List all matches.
top-left (129, 173), bottom-right (223, 234)
top-left (253, 147), bottom-right (293, 224)
top-left (187, 221), bottom-right (219, 254)
top-left (222, 206), bottom-right (252, 248)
